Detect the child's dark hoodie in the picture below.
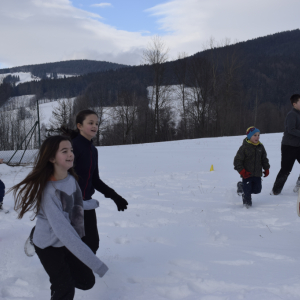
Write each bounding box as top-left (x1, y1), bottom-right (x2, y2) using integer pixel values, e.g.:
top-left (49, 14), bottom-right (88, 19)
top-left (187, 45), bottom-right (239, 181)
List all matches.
top-left (72, 134), bottom-right (119, 201)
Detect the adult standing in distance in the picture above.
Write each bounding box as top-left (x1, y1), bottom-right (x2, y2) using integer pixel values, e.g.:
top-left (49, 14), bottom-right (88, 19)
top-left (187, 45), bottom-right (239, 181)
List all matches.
top-left (272, 94), bottom-right (300, 195)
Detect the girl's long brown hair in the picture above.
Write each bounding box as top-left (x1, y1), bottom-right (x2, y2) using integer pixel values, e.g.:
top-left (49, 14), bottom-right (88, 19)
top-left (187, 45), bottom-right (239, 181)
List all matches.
top-left (9, 135), bottom-right (78, 220)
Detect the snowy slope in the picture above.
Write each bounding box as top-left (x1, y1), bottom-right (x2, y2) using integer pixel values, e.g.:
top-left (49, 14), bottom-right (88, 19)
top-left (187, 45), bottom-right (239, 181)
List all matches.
top-left (2, 133), bottom-right (300, 299)
top-left (0, 72), bottom-right (39, 85)
top-left (1, 95), bottom-right (36, 110)
top-left (4, 85), bottom-right (188, 131)
top-left (39, 98), bottom-right (76, 127)
top-left (39, 99), bottom-right (119, 129)
top-left (0, 72), bottom-right (77, 86)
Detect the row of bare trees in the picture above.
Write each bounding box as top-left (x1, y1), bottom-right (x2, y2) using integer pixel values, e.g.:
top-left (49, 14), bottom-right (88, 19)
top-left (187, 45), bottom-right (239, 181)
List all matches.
top-left (142, 36), bottom-right (244, 141)
top-left (45, 36), bottom-right (287, 146)
top-left (0, 36), bottom-right (288, 152)
top-left (0, 105), bottom-right (39, 154)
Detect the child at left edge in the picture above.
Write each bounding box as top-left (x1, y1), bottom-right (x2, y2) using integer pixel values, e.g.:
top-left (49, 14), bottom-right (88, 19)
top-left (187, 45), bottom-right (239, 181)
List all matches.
top-left (233, 126), bottom-right (270, 207)
top-left (0, 158), bottom-right (5, 210)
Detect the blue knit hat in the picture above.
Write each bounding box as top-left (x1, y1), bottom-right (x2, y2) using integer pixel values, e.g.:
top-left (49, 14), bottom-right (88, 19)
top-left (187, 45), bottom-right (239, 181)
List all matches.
top-left (246, 126), bottom-right (260, 139)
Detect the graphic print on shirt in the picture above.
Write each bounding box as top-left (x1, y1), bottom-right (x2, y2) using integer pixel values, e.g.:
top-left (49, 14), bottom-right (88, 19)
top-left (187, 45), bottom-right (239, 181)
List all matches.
top-left (55, 185), bottom-right (85, 238)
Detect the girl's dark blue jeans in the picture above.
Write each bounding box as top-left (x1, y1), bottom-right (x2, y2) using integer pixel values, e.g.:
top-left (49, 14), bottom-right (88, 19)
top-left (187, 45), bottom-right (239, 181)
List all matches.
top-left (242, 177), bottom-right (262, 202)
top-left (0, 180), bottom-right (5, 203)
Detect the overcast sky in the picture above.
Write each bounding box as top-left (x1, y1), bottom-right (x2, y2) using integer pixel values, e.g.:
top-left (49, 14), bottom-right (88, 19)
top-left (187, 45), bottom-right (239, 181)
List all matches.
top-left (0, 0), bottom-right (299, 68)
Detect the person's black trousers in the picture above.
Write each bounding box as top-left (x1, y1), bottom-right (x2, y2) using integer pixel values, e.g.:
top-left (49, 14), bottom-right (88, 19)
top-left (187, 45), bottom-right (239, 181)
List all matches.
top-left (243, 177), bottom-right (262, 202)
top-left (0, 179), bottom-right (5, 203)
top-left (272, 144), bottom-right (300, 194)
top-left (34, 245), bottom-right (95, 300)
top-left (81, 209), bottom-right (99, 254)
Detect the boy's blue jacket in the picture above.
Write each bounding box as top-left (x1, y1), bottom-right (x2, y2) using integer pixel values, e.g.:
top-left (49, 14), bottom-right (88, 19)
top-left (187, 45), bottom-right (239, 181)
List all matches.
top-left (72, 134), bottom-right (119, 201)
top-left (234, 138), bottom-right (270, 177)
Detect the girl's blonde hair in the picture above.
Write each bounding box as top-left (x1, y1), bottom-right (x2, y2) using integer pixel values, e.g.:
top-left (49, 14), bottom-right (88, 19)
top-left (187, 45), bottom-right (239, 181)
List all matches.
top-left (9, 135), bottom-right (77, 219)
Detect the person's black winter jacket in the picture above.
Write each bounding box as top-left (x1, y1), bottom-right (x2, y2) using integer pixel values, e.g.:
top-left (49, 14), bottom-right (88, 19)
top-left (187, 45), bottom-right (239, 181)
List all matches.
top-left (72, 134), bottom-right (128, 211)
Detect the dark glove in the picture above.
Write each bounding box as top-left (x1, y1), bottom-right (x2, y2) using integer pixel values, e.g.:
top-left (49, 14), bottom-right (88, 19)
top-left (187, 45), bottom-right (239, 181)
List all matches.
top-left (239, 169), bottom-right (251, 179)
top-left (263, 169), bottom-right (269, 177)
top-left (113, 196), bottom-right (128, 211)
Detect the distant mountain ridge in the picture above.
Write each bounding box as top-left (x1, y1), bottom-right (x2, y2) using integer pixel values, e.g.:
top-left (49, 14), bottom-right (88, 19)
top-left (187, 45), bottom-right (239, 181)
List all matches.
top-left (2, 29), bottom-right (300, 116)
top-left (0, 59), bottom-right (128, 77)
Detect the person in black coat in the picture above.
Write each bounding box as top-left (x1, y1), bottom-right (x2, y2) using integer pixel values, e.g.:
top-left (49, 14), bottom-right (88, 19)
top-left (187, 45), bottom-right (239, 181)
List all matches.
top-left (63, 110), bottom-right (128, 254)
top-left (272, 94), bottom-right (300, 195)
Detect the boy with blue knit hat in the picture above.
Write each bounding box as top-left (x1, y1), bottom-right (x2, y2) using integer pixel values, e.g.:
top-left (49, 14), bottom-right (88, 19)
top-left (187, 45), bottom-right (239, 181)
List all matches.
top-left (234, 126), bottom-right (270, 207)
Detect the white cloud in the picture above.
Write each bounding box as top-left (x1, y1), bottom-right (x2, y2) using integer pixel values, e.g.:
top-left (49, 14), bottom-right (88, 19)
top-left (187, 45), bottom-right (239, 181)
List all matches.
top-left (0, 0), bottom-right (299, 68)
top-left (91, 3), bottom-right (112, 8)
top-left (0, 0), bottom-right (147, 67)
top-left (147, 0), bottom-right (300, 59)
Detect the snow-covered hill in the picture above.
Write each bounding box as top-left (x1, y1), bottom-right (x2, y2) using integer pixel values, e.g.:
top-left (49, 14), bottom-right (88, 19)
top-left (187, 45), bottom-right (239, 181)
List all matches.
top-left (0, 72), bottom-right (76, 86)
top-left (2, 132), bottom-right (300, 299)
top-left (0, 72), bottom-right (39, 85)
top-left (39, 99), bottom-right (119, 130)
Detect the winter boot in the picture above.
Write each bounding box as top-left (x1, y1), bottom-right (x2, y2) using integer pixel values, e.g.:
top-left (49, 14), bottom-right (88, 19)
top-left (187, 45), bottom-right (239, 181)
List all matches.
top-left (293, 175), bottom-right (300, 193)
top-left (24, 227), bottom-right (36, 257)
top-left (272, 173), bottom-right (289, 195)
top-left (242, 194), bottom-right (252, 208)
top-left (0, 202), bottom-right (2, 210)
top-left (237, 181), bottom-right (244, 196)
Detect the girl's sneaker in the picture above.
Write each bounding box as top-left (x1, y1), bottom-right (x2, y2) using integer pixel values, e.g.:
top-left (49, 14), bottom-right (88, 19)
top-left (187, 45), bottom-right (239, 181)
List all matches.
top-left (0, 202), bottom-right (9, 213)
top-left (293, 176), bottom-right (300, 193)
top-left (24, 227), bottom-right (36, 257)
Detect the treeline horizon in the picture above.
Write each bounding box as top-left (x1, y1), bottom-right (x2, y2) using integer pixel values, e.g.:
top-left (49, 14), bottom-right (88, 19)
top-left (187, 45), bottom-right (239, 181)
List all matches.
top-left (1, 29), bottom-right (300, 145)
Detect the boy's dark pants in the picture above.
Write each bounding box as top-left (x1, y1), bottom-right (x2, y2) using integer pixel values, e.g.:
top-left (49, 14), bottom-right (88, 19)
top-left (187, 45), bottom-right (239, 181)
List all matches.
top-left (0, 180), bottom-right (5, 203)
top-left (34, 245), bottom-right (95, 300)
top-left (272, 144), bottom-right (300, 194)
top-left (243, 177), bottom-right (262, 203)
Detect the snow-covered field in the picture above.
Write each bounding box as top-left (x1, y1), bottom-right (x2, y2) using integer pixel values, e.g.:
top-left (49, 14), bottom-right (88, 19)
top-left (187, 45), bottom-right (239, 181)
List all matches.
top-left (1, 132), bottom-right (300, 300)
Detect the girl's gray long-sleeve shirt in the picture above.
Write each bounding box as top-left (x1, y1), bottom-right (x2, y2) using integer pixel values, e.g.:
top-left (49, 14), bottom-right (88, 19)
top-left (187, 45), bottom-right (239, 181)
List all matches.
top-left (32, 174), bottom-right (108, 277)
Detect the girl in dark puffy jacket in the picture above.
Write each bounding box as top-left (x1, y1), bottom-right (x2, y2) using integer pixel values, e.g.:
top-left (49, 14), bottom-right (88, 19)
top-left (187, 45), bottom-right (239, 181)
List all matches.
top-left (234, 126), bottom-right (270, 208)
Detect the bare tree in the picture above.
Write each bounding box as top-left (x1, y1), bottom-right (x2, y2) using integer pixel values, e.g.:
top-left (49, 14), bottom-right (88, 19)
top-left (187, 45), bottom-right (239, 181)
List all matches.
top-left (112, 89), bottom-right (139, 144)
top-left (216, 39), bottom-right (242, 136)
top-left (49, 98), bottom-right (73, 131)
top-left (143, 35), bottom-right (171, 141)
top-left (186, 55), bottom-right (214, 138)
top-left (172, 52), bottom-right (189, 138)
top-left (201, 37), bottom-right (243, 136)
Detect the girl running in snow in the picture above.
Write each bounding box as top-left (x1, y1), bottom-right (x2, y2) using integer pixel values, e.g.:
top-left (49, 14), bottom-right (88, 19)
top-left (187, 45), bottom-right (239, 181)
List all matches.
top-left (62, 109), bottom-right (128, 254)
top-left (9, 135), bottom-right (108, 300)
